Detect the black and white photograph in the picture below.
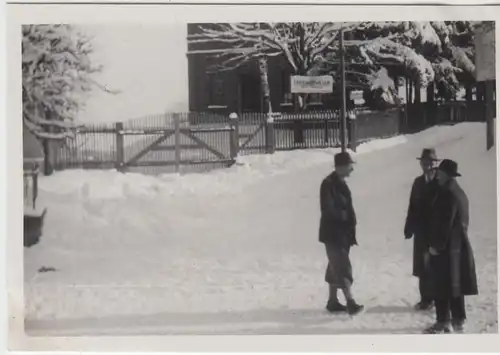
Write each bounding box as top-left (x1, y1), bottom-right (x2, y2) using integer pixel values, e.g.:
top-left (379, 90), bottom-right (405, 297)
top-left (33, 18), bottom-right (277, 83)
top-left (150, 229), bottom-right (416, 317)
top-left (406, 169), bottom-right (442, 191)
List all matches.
top-left (6, 2), bottom-right (499, 350)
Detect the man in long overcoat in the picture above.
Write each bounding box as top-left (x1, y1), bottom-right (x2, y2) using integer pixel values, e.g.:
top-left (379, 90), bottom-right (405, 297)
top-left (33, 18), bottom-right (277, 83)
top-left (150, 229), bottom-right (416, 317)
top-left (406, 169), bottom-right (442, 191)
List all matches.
top-left (404, 148), bottom-right (440, 310)
top-left (319, 152), bottom-right (363, 316)
top-left (424, 159), bottom-right (478, 334)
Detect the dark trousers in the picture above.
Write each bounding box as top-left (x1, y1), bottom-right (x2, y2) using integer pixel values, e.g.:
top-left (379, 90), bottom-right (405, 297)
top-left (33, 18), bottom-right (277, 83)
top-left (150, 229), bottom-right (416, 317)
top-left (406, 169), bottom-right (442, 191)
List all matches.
top-left (419, 276), bottom-right (433, 303)
top-left (325, 244), bottom-right (353, 288)
top-left (435, 296), bottom-right (466, 323)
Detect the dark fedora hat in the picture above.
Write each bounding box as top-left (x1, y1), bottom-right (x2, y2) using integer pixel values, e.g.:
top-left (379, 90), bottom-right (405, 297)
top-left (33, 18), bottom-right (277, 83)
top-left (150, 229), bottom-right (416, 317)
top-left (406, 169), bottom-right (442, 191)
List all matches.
top-left (438, 159), bottom-right (461, 177)
top-left (417, 148), bottom-right (439, 161)
top-left (334, 151), bottom-right (355, 166)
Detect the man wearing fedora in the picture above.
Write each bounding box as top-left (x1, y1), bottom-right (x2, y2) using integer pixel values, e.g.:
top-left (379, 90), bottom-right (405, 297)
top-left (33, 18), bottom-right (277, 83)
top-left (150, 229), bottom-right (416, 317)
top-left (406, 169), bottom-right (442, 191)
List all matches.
top-left (404, 148), bottom-right (440, 311)
top-left (319, 151), bottom-right (364, 316)
top-left (424, 159), bottom-right (478, 334)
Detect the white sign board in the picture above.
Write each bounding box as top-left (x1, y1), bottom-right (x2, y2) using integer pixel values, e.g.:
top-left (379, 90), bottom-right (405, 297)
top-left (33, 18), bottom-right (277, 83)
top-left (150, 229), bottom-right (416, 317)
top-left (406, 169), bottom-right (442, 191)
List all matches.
top-left (475, 24), bottom-right (495, 81)
top-left (290, 75), bottom-right (333, 94)
top-left (350, 90), bottom-right (364, 102)
top-left (349, 90), bottom-right (363, 101)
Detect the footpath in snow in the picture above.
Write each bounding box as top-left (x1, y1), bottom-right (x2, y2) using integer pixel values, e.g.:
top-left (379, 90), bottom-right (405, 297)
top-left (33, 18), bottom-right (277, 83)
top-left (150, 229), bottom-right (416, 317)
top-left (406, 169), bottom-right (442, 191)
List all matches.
top-left (24, 122), bottom-right (497, 335)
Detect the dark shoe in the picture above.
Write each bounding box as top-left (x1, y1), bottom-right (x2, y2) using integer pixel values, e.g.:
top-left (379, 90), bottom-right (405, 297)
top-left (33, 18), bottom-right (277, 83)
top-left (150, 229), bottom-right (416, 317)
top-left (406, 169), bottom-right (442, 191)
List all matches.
top-left (414, 300), bottom-right (434, 311)
top-left (346, 300), bottom-right (364, 316)
top-left (423, 322), bottom-right (451, 334)
top-left (452, 319), bottom-right (465, 333)
top-left (326, 300), bottom-right (347, 313)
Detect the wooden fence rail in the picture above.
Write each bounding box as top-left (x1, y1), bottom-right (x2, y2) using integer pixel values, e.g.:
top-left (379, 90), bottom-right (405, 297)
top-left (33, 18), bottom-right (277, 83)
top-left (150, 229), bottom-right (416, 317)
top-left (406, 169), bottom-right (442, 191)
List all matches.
top-left (48, 102), bottom-right (479, 175)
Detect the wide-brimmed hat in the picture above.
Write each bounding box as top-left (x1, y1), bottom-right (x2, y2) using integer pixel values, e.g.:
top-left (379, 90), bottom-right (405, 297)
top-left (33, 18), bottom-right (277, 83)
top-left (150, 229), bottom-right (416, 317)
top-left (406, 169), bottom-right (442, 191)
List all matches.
top-left (334, 152), bottom-right (355, 167)
top-left (438, 159), bottom-right (461, 177)
top-left (417, 148), bottom-right (439, 161)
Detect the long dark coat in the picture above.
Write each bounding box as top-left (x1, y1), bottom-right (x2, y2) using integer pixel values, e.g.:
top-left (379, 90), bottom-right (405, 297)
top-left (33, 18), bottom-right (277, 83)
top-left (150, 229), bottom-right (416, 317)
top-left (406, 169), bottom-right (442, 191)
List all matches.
top-left (427, 179), bottom-right (478, 299)
top-left (319, 172), bottom-right (357, 249)
top-left (404, 175), bottom-right (439, 277)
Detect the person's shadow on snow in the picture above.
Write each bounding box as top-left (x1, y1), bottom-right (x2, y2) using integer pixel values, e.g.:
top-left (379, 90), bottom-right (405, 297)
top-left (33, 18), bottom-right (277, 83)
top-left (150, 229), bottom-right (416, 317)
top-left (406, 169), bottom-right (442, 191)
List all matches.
top-left (365, 305), bottom-right (418, 314)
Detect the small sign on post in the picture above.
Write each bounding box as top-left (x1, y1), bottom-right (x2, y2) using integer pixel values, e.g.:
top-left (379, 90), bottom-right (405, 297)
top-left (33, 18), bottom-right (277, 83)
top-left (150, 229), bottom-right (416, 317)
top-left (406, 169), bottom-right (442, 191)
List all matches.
top-left (290, 75), bottom-right (334, 94)
top-left (350, 90), bottom-right (365, 106)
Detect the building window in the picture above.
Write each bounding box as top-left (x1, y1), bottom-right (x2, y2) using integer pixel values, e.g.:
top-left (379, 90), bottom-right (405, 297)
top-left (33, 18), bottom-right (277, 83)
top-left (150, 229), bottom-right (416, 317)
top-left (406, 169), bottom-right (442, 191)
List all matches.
top-left (208, 74), bottom-right (226, 107)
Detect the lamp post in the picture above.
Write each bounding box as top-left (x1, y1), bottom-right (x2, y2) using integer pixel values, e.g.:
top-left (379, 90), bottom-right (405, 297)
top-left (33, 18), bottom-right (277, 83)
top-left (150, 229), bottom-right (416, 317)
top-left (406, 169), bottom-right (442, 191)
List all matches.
top-left (339, 25), bottom-right (347, 152)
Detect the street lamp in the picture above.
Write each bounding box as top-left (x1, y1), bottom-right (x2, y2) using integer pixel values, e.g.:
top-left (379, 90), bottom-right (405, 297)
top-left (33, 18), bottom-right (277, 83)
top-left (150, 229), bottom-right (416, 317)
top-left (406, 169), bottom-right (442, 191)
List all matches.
top-left (339, 24), bottom-right (347, 152)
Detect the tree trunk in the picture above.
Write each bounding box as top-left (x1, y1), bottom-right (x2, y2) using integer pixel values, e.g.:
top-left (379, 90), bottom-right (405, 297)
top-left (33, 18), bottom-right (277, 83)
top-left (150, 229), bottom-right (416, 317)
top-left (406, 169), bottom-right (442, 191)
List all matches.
top-left (426, 82), bottom-right (436, 126)
top-left (414, 80), bottom-right (421, 104)
top-left (465, 83), bottom-right (472, 103)
top-left (293, 31), bottom-right (306, 144)
top-left (427, 82), bottom-right (435, 103)
top-left (477, 81), bottom-right (486, 102)
top-left (258, 56), bottom-right (272, 114)
top-left (293, 93), bottom-right (304, 143)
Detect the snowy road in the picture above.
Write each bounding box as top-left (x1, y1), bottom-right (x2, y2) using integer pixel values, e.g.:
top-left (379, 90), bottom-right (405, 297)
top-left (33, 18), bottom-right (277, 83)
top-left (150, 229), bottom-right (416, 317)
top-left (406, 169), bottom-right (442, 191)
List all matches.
top-left (24, 122), bottom-right (497, 335)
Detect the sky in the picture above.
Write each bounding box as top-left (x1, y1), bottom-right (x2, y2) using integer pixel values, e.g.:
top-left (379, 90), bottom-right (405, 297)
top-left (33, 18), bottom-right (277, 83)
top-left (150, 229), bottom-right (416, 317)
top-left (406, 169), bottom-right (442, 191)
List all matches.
top-left (76, 24), bottom-right (189, 124)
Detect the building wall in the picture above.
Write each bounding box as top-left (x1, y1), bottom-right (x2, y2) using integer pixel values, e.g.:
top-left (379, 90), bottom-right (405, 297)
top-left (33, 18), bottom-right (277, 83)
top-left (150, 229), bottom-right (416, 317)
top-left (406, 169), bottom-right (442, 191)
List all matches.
top-left (475, 22), bottom-right (495, 82)
top-left (186, 24), bottom-right (442, 114)
top-left (187, 23), bottom-right (338, 115)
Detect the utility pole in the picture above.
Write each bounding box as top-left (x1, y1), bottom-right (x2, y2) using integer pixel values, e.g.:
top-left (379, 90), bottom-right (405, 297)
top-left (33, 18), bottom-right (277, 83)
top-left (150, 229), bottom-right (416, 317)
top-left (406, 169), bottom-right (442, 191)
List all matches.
top-left (339, 26), bottom-right (347, 152)
top-left (486, 80), bottom-right (495, 150)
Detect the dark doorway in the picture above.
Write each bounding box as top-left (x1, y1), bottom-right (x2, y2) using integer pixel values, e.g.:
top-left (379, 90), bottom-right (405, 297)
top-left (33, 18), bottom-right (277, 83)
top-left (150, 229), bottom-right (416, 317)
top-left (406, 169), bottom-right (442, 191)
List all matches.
top-left (239, 74), bottom-right (262, 113)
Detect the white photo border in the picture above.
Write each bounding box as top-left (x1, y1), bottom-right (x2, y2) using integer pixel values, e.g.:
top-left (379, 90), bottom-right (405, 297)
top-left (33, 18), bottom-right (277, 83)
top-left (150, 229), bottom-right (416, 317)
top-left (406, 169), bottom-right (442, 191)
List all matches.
top-left (4, 1), bottom-right (500, 352)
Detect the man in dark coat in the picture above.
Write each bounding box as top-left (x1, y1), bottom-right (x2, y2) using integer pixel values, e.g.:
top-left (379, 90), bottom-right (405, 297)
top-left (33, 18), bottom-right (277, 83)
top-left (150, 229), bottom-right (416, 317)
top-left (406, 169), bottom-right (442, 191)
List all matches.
top-left (404, 148), bottom-right (440, 311)
top-left (424, 159), bottom-right (478, 334)
top-left (319, 152), bottom-right (363, 316)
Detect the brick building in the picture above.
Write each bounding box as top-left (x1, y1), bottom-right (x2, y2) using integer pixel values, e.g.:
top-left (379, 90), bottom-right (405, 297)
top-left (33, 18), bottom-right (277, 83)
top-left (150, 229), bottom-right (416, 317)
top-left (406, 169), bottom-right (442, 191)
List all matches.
top-left (186, 24), bottom-right (345, 115)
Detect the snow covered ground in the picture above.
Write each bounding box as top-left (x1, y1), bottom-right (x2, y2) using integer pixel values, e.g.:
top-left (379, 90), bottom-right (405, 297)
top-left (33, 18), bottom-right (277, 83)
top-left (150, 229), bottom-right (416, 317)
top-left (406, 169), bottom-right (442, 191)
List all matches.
top-left (24, 122), bottom-right (497, 335)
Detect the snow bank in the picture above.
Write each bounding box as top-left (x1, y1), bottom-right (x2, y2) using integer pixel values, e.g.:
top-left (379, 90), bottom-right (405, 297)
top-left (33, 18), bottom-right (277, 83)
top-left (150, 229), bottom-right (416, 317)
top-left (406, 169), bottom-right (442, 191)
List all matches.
top-left (25, 122), bottom-right (497, 335)
top-left (39, 134), bottom-right (408, 201)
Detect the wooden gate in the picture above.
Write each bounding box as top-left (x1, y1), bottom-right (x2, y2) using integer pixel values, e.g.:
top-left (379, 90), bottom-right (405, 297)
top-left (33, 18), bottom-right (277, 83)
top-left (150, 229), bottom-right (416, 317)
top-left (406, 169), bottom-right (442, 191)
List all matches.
top-left (237, 112), bottom-right (272, 155)
top-left (119, 114), bottom-right (237, 173)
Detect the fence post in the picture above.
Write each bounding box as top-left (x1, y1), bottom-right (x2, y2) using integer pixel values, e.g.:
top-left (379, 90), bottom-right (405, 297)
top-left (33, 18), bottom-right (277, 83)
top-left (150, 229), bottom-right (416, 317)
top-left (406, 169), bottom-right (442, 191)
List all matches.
top-left (229, 112), bottom-right (239, 163)
top-left (399, 107), bottom-right (406, 134)
top-left (42, 139), bottom-right (52, 175)
top-left (174, 113), bottom-right (181, 173)
top-left (42, 125), bottom-right (58, 175)
top-left (348, 111), bottom-right (357, 152)
top-left (265, 112), bottom-right (276, 154)
top-left (32, 165), bottom-right (39, 209)
top-left (115, 122), bottom-right (125, 172)
top-left (324, 113), bottom-right (329, 144)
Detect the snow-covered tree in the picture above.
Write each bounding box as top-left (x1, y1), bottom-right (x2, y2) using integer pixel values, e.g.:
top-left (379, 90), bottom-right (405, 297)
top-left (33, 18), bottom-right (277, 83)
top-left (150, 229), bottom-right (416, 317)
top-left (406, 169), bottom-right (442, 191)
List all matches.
top-left (190, 22), bottom-right (353, 74)
top-left (429, 21), bottom-right (476, 101)
top-left (189, 22), bottom-right (366, 111)
top-left (190, 21), bottom-right (483, 110)
top-left (22, 25), bottom-right (115, 140)
top-left (190, 22), bottom-right (446, 109)
top-left (360, 21), bottom-right (475, 101)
